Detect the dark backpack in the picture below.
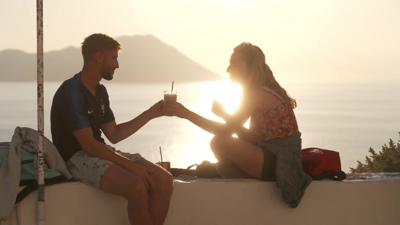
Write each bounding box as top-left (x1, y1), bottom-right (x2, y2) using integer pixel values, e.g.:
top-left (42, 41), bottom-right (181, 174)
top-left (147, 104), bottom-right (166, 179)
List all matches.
top-left (301, 147), bottom-right (346, 181)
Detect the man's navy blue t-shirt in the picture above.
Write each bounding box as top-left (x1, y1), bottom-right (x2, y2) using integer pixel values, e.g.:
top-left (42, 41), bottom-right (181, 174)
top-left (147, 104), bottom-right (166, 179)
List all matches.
top-left (50, 73), bottom-right (115, 161)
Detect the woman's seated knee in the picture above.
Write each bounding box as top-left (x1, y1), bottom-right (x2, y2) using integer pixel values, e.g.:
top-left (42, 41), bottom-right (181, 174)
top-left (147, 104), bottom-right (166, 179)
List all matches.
top-left (210, 135), bottom-right (232, 156)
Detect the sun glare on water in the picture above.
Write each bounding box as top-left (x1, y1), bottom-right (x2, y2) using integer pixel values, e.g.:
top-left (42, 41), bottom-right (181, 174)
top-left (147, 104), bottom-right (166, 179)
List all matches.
top-left (172, 79), bottom-right (243, 166)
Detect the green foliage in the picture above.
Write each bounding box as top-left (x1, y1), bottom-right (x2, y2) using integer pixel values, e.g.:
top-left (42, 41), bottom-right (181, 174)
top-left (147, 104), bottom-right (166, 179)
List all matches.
top-left (350, 134), bottom-right (400, 173)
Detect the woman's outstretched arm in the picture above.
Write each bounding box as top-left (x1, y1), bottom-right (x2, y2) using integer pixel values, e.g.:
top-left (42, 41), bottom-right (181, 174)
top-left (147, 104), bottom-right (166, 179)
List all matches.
top-left (212, 101), bottom-right (263, 143)
top-left (166, 101), bottom-right (251, 136)
top-left (184, 107), bottom-right (227, 135)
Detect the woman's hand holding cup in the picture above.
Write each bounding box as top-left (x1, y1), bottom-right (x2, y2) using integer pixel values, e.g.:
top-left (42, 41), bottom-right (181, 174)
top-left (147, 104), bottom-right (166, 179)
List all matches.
top-left (212, 100), bottom-right (229, 120)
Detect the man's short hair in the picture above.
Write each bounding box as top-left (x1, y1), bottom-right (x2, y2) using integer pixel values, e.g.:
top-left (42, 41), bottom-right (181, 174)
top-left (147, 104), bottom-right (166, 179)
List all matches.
top-left (81, 33), bottom-right (121, 64)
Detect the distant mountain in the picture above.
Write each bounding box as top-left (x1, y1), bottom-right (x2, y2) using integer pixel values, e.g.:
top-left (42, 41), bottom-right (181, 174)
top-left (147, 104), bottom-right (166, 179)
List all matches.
top-left (0, 35), bottom-right (219, 82)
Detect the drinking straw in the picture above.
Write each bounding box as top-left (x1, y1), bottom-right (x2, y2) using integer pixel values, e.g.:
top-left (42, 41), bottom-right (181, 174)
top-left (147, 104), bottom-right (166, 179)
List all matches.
top-left (159, 146), bottom-right (163, 162)
top-left (171, 81), bottom-right (174, 93)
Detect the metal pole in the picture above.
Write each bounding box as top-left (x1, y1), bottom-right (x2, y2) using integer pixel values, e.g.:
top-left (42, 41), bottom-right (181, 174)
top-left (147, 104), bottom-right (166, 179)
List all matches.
top-left (36, 0), bottom-right (45, 225)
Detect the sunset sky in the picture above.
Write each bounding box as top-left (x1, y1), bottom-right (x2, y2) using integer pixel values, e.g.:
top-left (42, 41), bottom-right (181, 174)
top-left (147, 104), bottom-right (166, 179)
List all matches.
top-left (1, 0), bottom-right (399, 83)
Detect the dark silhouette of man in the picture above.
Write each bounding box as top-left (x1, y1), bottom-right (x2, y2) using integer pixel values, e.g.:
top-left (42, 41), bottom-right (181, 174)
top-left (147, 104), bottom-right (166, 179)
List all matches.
top-left (51, 33), bottom-right (172, 225)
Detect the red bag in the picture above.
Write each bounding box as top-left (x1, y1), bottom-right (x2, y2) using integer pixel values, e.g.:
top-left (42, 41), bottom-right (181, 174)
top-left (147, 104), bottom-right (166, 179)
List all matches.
top-left (301, 148), bottom-right (346, 181)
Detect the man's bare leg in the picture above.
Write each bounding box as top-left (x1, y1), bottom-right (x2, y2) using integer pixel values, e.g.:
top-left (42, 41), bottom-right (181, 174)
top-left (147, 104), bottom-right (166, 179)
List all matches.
top-left (100, 164), bottom-right (153, 225)
top-left (138, 161), bottom-right (173, 225)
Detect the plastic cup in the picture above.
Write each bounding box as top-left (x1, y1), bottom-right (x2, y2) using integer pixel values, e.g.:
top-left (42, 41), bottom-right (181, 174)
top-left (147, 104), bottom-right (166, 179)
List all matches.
top-left (163, 92), bottom-right (177, 105)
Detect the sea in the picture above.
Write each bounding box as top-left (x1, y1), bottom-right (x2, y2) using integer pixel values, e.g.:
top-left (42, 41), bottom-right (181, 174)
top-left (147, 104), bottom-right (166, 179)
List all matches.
top-left (1, 80), bottom-right (399, 172)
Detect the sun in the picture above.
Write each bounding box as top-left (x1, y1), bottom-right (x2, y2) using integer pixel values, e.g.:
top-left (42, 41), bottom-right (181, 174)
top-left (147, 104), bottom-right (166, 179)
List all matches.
top-left (171, 79), bottom-right (244, 167)
top-left (196, 78), bottom-right (243, 119)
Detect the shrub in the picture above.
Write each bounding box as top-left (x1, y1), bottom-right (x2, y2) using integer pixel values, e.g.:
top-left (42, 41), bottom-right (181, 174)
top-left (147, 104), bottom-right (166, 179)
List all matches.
top-left (350, 134), bottom-right (400, 173)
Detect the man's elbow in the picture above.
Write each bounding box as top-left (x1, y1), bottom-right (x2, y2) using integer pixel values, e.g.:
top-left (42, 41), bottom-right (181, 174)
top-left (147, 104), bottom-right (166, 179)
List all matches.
top-left (80, 139), bottom-right (97, 155)
top-left (104, 129), bottom-right (120, 144)
top-left (107, 134), bottom-right (121, 144)
top-left (109, 138), bottom-right (119, 145)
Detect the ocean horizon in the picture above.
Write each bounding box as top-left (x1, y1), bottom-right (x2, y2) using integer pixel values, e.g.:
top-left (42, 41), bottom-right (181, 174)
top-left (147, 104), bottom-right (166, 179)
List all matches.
top-left (1, 80), bottom-right (399, 172)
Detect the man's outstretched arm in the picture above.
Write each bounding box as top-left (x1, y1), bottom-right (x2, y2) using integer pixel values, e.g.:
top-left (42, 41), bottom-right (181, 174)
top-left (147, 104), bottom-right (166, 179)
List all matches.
top-left (101, 100), bottom-right (163, 144)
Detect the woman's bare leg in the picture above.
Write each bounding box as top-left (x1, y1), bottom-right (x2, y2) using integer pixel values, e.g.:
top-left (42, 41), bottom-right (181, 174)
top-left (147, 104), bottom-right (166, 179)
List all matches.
top-left (210, 135), bottom-right (264, 178)
top-left (217, 159), bottom-right (252, 178)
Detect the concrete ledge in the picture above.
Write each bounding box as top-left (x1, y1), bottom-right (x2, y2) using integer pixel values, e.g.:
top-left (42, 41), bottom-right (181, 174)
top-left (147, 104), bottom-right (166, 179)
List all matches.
top-left (3, 179), bottom-right (400, 225)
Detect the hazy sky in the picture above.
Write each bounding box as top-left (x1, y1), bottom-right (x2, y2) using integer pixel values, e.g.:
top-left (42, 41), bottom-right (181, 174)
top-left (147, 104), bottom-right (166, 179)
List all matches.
top-left (1, 0), bottom-right (399, 82)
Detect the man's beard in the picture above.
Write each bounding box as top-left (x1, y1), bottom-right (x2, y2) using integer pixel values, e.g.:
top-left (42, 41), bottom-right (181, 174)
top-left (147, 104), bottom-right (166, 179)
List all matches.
top-left (101, 66), bottom-right (114, 81)
top-left (102, 72), bottom-right (113, 81)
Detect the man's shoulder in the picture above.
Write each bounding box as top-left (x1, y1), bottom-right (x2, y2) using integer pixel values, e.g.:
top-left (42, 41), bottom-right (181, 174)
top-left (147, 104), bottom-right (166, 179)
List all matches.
top-left (55, 74), bottom-right (81, 95)
top-left (53, 74), bottom-right (83, 102)
top-left (61, 74), bottom-right (81, 90)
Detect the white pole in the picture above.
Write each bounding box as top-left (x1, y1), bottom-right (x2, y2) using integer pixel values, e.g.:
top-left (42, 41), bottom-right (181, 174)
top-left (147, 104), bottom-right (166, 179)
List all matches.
top-left (36, 0), bottom-right (45, 225)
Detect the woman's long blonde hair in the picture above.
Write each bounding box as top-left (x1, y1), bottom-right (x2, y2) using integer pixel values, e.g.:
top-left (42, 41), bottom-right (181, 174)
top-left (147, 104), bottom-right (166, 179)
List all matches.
top-left (234, 42), bottom-right (297, 108)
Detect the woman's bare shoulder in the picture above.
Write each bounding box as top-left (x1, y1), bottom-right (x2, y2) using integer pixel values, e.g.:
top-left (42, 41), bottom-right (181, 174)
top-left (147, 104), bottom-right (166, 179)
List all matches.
top-left (246, 87), bottom-right (282, 111)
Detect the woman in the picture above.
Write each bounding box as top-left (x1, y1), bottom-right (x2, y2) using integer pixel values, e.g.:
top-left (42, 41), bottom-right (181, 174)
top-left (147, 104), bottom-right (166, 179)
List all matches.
top-left (166, 43), bottom-right (311, 208)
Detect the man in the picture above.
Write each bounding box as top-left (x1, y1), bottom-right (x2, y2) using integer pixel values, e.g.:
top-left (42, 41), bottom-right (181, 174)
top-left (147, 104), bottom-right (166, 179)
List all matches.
top-left (51, 33), bottom-right (173, 225)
